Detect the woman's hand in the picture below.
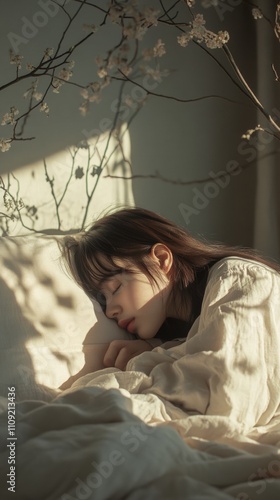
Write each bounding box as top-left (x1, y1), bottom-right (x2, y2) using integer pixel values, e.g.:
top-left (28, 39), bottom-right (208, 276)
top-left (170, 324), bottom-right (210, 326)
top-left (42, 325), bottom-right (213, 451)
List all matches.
top-left (103, 339), bottom-right (153, 371)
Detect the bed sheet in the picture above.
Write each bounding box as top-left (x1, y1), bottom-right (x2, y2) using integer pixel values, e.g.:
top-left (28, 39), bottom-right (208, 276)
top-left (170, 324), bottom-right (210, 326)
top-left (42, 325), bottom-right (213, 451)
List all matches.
top-left (0, 347), bottom-right (280, 499)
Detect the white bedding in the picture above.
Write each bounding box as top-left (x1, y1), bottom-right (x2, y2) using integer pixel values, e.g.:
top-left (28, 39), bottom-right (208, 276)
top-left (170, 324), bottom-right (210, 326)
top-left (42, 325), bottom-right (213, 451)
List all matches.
top-left (0, 379), bottom-right (279, 500)
top-left (1, 257), bottom-right (280, 498)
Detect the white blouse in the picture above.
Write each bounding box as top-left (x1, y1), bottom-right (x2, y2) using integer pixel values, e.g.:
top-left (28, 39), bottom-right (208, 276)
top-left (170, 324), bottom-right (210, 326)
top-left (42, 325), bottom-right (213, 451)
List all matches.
top-left (127, 257), bottom-right (280, 431)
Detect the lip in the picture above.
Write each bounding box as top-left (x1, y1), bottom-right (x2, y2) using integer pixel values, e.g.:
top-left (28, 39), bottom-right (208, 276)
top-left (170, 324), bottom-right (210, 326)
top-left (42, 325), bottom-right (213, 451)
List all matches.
top-left (126, 319), bottom-right (135, 333)
top-left (118, 318), bottom-right (135, 331)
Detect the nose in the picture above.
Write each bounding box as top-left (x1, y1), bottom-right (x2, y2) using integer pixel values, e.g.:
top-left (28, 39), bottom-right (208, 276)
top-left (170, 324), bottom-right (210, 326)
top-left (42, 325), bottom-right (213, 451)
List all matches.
top-left (105, 296), bottom-right (121, 320)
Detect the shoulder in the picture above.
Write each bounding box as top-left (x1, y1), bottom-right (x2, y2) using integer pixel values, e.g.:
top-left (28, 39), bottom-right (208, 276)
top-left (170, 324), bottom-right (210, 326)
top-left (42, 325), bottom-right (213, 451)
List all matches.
top-left (204, 256), bottom-right (280, 305)
top-left (208, 256), bottom-right (280, 283)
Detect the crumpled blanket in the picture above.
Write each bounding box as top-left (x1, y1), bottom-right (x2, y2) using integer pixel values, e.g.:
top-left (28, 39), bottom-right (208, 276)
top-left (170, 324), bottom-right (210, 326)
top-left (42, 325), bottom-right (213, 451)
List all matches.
top-left (0, 386), bottom-right (279, 500)
top-left (1, 257), bottom-right (280, 498)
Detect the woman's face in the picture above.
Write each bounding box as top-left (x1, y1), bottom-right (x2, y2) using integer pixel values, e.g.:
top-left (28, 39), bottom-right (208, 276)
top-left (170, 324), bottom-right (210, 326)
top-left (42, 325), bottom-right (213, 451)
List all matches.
top-left (96, 247), bottom-right (174, 340)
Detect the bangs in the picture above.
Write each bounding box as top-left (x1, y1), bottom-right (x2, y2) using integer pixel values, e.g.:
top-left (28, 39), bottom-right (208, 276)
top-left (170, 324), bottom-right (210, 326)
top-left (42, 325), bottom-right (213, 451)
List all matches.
top-left (77, 251), bottom-right (125, 300)
top-left (61, 222), bottom-right (165, 313)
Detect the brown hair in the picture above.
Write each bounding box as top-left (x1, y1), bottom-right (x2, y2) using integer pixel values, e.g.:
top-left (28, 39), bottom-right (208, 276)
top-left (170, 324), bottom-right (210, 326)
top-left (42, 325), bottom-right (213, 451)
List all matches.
top-left (59, 207), bottom-right (280, 324)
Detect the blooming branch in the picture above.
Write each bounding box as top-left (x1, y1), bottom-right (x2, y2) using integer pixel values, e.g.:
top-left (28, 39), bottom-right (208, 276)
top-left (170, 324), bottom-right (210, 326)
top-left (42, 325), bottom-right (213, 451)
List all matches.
top-left (1, 0), bottom-right (280, 235)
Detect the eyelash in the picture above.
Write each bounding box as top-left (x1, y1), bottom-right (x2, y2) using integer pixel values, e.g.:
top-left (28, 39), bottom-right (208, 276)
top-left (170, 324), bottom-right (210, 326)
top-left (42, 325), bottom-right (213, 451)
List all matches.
top-left (99, 277), bottom-right (123, 305)
top-left (113, 284), bottom-right (121, 295)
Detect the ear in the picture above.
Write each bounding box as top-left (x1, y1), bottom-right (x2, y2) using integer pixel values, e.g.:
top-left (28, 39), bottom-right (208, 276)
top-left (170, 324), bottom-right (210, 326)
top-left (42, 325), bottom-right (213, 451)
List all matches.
top-left (150, 243), bottom-right (173, 275)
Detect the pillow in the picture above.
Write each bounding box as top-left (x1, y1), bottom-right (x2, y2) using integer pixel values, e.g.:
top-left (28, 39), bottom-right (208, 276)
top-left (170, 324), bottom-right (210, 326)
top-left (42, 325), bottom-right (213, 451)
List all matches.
top-left (0, 235), bottom-right (131, 401)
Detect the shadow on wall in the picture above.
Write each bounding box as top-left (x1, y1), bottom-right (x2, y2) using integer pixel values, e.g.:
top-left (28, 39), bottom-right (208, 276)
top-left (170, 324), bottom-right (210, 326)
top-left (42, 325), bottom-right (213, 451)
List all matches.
top-left (0, 127), bottom-right (135, 236)
top-left (0, 235), bottom-right (96, 400)
top-left (0, 276), bottom-right (57, 402)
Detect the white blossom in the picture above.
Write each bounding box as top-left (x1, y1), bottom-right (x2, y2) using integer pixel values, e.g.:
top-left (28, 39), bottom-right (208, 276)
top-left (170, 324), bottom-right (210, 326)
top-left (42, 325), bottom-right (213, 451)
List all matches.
top-left (123, 24), bottom-right (136, 39)
top-left (141, 65), bottom-right (169, 82)
top-left (252, 8), bottom-right (263, 20)
top-left (177, 33), bottom-right (192, 47)
top-left (205, 30), bottom-right (230, 49)
top-left (79, 100), bottom-right (90, 116)
top-left (40, 102), bottom-right (49, 114)
top-left (135, 25), bottom-right (148, 41)
top-left (52, 79), bottom-right (63, 93)
top-left (34, 92), bottom-right (43, 101)
top-left (178, 14), bottom-right (229, 50)
top-left (26, 63), bottom-right (35, 71)
top-left (193, 14), bottom-right (206, 27)
top-left (242, 124), bottom-right (264, 140)
top-left (84, 85), bottom-right (100, 102)
top-left (192, 14), bottom-right (206, 41)
top-left (23, 79), bottom-right (39, 99)
top-left (143, 7), bottom-right (160, 26)
top-left (90, 81), bottom-right (101, 92)
top-left (109, 5), bottom-right (123, 23)
top-left (59, 68), bottom-right (73, 81)
top-left (153, 39), bottom-right (166, 58)
top-left (9, 50), bottom-right (23, 69)
top-left (107, 56), bottom-right (120, 70)
top-left (0, 138), bottom-right (11, 152)
top-left (88, 93), bottom-right (101, 103)
top-left (80, 88), bottom-right (89, 99)
top-left (1, 107), bottom-right (19, 126)
top-left (120, 64), bottom-right (132, 76)
top-left (187, 0), bottom-right (195, 6)
top-left (43, 47), bottom-right (54, 60)
top-left (101, 76), bottom-right (111, 89)
top-left (97, 67), bottom-right (108, 78)
top-left (2, 113), bottom-right (12, 126)
top-left (51, 64), bottom-right (73, 94)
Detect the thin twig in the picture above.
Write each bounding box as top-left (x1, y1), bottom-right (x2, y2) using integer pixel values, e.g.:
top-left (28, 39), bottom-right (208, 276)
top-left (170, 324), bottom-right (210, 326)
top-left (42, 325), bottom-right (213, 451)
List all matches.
top-left (222, 44), bottom-right (280, 133)
top-left (113, 71), bottom-right (238, 105)
top-left (80, 79), bottom-right (128, 228)
top-left (43, 159), bottom-right (61, 229)
top-left (104, 148), bottom-right (280, 185)
top-left (272, 63), bottom-right (279, 82)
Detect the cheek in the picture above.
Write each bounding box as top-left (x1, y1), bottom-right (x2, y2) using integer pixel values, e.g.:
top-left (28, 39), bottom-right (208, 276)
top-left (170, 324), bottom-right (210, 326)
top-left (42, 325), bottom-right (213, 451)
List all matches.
top-left (128, 281), bottom-right (156, 307)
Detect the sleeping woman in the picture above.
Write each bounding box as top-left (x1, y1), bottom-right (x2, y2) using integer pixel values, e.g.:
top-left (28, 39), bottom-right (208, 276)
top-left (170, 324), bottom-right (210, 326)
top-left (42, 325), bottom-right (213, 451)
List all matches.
top-left (59, 207), bottom-right (280, 388)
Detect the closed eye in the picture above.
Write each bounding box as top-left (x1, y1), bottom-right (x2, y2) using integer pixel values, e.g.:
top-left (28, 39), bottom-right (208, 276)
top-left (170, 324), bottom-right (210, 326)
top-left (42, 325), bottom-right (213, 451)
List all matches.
top-left (113, 284), bottom-right (121, 295)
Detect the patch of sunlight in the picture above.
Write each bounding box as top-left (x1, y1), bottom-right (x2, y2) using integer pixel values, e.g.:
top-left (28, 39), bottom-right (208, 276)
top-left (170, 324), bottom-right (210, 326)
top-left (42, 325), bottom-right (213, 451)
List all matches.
top-left (1, 123), bottom-right (134, 235)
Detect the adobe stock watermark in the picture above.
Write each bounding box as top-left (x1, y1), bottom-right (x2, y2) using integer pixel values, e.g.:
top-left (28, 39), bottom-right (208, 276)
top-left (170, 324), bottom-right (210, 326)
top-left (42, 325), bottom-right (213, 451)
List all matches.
top-left (236, 458), bottom-right (280, 499)
top-left (7, 0), bottom-right (72, 54)
top-left (60, 422), bottom-right (155, 500)
top-left (179, 107), bottom-right (280, 225)
top-left (212, 0), bottom-right (243, 22)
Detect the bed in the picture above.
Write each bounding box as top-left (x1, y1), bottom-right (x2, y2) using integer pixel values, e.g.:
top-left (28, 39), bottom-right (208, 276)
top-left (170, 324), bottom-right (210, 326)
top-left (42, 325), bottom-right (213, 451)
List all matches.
top-left (0, 235), bottom-right (280, 499)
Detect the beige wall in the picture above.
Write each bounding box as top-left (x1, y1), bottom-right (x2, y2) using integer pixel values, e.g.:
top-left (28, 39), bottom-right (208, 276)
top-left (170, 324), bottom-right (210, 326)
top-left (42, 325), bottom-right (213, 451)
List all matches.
top-left (0, 1), bottom-right (278, 257)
